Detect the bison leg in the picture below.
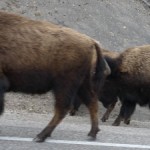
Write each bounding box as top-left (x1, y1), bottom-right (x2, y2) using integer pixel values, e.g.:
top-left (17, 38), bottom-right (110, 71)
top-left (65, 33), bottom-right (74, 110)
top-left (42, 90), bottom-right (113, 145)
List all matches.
top-left (34, 103), bottom-right (69, 142)
top-left (112, 104), bottom-right (124, 126)
top-left (34, 81), bottom-right (78, 142)
top-left (86, 95), bottom-right (100, 140)
top-left (70, 96), bottom-right (82, 116)
top-left (0, 92), bottom-right (5, 115)
top-left (112, 100), bottom-right (136, 126)
top-left (123, 101), bottom-right (136, 125)
top-left (101, 101), bottom-right (117, 122)
top-left (78, 83), bottom-right (100, 140)
top-left (0, 76), bottom-right (9, 115)
top-left (112, 114), bottom-right (123, 126)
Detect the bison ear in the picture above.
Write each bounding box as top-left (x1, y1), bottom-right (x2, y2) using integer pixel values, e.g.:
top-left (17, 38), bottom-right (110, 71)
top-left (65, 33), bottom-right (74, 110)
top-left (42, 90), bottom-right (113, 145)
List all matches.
top-left (104, 58), bottom-right (111, 76)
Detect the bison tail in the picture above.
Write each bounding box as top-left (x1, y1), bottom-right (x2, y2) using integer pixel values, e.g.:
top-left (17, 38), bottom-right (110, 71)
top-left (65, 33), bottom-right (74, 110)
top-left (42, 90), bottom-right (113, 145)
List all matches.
top-left (94, 41), bottom-right (111, 93)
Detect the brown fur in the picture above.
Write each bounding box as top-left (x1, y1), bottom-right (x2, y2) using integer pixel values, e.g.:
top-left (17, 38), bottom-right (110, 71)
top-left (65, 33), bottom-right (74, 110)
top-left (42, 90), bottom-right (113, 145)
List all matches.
top-left (118, 45), bottom-right (150, 85)
top-left (0, 11), bottom-right (110, 142)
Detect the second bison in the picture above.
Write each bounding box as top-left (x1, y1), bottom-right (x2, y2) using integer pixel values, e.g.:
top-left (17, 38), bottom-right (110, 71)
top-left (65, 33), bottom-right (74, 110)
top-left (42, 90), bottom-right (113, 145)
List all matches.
top-left (101, 45), bottom-right (150, 125)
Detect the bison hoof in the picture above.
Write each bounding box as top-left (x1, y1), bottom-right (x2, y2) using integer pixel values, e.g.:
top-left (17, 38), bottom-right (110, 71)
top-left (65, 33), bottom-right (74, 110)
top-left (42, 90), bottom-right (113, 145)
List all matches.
top-left (87, 128), bottom-right (100, 140)
top-left (101, 117), bottom-right (107, 122)
top-left (124, 119), bottom-right (130, 125)
top-left (69, 110), bottom-right (76, 116)
top-left (33, 136), bottom-right (45, 143)
top-left (87, 136), bottom-right (96, 141)
top-left (112, 122), bottom-right (120, 126)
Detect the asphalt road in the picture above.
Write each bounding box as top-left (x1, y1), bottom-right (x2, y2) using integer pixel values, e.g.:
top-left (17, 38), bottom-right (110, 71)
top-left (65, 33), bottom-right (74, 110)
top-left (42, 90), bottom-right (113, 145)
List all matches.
top-left (0, 112), bottom-right (150, 150)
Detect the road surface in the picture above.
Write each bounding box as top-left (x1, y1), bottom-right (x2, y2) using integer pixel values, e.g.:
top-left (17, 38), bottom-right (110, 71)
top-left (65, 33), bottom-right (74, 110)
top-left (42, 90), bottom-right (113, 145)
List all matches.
top-left (0, 111), bottom-right (150, 150)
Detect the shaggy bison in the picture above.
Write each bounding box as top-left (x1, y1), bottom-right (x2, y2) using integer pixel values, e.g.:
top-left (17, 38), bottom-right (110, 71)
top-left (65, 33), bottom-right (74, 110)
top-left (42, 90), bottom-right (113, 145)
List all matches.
top-left (71, 45), bottom-right (150, 126)
top-left (101, 45), bottom-right (150, 126)
top-left (0, 11), bottom-right (110, 142)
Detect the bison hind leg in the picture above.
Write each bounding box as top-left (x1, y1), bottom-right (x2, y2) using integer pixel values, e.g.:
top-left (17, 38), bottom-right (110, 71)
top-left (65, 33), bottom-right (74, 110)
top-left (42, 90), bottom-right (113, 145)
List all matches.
top-left (101, 100), bottom-right (117, 122)
top-left (34, 80), bottom-right (80, 142)
top-left (0, 93), bottom-right (5, 115)
top-left (0, 76), bottom-right (10, 115)
top-left (123, 101), bottom-right (136, 125)
top-left (78, 80), bottom-right (100, 140)
top-left (69, 95), bottom-right (82, 116)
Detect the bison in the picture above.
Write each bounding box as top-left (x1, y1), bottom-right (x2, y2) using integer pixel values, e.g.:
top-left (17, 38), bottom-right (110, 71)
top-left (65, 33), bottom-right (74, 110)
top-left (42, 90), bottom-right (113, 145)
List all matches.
top-left (71, 45), bottom-right (150, 126)
top-left (0, 11), bottom-right (110, 142)
top-left (100, 45), bottom-right (150, 126)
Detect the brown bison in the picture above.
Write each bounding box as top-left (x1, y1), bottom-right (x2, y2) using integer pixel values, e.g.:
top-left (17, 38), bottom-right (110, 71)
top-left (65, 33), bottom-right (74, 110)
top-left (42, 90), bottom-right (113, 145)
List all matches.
top-left (0, 11), bottom-right (110, 142)
top-left (99, 45), bottom-right (150, 125)
top-left (71, 45), bottom-right (150, 126)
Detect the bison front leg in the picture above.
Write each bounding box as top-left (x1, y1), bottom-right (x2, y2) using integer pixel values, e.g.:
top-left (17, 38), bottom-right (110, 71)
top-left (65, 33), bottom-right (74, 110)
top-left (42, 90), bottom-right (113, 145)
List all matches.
top-left (70, 95), bottom-right (82, 116)
top-left (0, 76), bottom-right (10, 115)
top-left (101, 101), bottom-right (117, 122)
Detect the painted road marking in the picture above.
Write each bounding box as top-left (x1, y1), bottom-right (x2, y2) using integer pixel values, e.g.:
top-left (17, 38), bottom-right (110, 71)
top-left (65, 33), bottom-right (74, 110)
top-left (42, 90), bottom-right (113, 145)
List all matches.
top-left (0, 136), bottom-right (150, 149)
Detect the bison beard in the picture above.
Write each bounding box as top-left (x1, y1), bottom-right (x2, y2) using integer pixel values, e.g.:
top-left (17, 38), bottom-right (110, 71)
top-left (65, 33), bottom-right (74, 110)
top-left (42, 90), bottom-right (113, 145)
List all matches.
top-left (0, 11), bottom-right (110, 142)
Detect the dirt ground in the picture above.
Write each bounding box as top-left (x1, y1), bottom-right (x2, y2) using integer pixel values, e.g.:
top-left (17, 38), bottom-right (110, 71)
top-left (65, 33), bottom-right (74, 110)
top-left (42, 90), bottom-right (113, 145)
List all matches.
top-left (0, 0), bottom-right (150, 125)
